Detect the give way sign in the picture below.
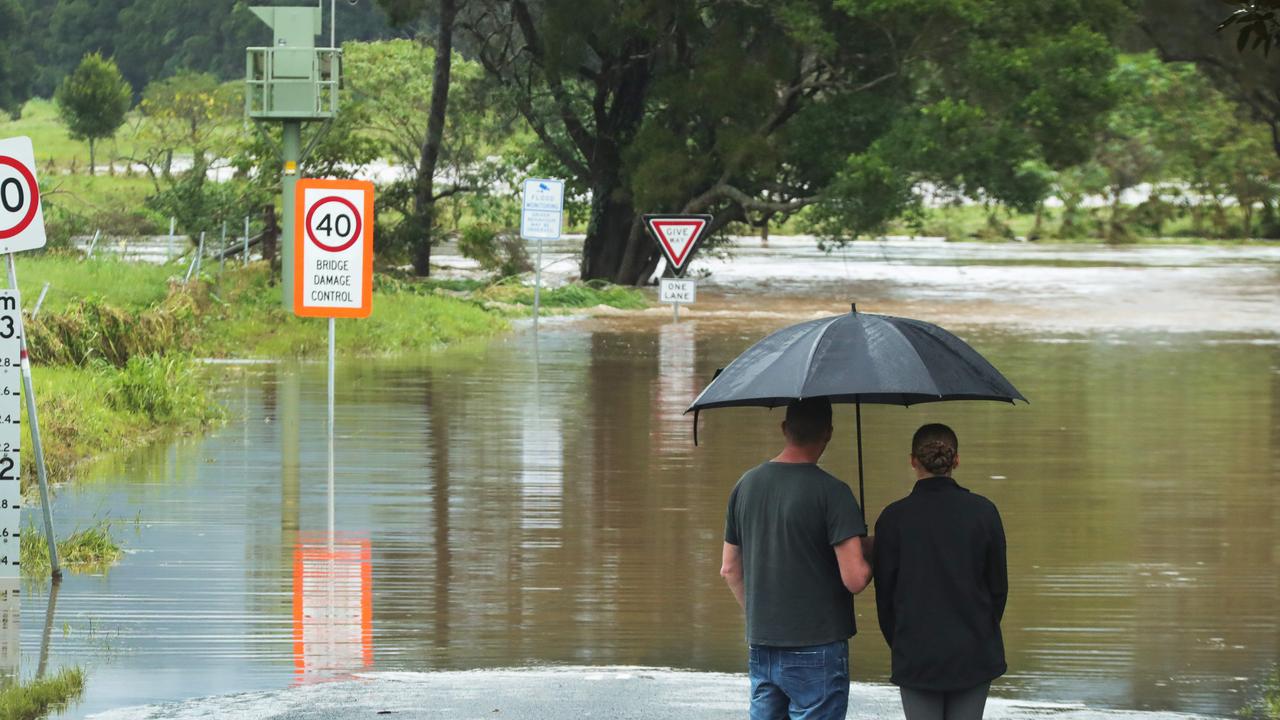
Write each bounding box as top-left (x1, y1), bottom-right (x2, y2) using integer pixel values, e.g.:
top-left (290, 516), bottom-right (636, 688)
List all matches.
top-left (0, 137), bottom-right (47, 254)
top-left (644, 214), bottom-right (712, 276)
top-left (294, 178), bottom-right (375, 318)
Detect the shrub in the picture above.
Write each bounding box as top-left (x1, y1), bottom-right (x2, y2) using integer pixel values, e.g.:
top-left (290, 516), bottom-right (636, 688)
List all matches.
top-left (458, 224), bottom-right (532, 278)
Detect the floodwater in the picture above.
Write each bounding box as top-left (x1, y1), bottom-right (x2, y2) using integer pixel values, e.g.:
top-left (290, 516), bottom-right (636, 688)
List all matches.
top-left (8, 238), bottom-right (1280, 718)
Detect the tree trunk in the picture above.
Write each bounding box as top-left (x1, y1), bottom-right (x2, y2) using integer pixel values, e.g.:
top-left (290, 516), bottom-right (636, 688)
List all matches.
top-left (88, 138), bottom-right (96, 176)
top-left (581, 176), bottom-right (639, 283)
top-left (410, 0), bottom-right (457, 277)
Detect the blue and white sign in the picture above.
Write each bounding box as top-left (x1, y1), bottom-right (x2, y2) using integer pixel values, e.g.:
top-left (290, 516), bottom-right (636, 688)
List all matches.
top-left (521, 178), bottom-right (564, 241)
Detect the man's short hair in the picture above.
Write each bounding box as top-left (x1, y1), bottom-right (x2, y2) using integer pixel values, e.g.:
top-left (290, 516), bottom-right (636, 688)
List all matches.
top-left (784, 397), bottom-right (833, 445)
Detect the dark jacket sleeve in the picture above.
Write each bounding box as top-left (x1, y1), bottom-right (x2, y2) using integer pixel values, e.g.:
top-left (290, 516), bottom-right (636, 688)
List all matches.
top-left (873, 512), bottom-right (898, 647)
top-left (986, 505), bottom-right (1008, 623)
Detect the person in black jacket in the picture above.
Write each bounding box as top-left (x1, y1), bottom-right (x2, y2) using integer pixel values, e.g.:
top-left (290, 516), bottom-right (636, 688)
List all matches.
top-left (873, 423), bottom-right (1008, 720)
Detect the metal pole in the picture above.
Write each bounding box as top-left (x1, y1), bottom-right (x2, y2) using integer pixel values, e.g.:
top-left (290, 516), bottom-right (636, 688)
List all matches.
top-left (673, 302), bottom-right (679, 322)
top-left (327, 317), bottom-right (335, 541)
top-left (167, 217), bottom-right (175, 261)
top-left (533, 236), bottom-right (542, 330)
top-left (5, 255), bottom-right (60, 580)
top-left (855, 400), bottom-right (865, 518)
top-left (243, 216), bottom-right (250, 267)
top-left (282, 122), bottom-right (302, 311)
top-left (330, 0), bottom-right (337, 49)
top-left (185, 232), bottom-right (206, 283)
top-left (85, 229), bottom-right (100, 259)
top-left (219, 221), bottom-right (227, 274)
top-left (31, 282), bottom-right (50, 319)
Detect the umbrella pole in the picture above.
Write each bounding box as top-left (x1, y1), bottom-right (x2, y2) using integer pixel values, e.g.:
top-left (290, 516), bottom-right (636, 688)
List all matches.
top-left (855, 400), bottom-right (865, 515)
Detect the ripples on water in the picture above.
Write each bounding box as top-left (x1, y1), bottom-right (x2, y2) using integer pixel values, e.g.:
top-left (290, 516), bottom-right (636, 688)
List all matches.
top-left (6, 240), bottom-right (1280, 718)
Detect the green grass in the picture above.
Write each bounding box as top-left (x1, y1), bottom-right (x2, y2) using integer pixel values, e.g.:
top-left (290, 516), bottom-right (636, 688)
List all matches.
top-left (195, 263), bottom-right (510, 357)
top-left (13, 254), bottom-right (178, 315)
top-left (477, 281), bottom-right (649, 310)
top-left (21, 518), bottom-right (122, 578)
top-left (1, 99), bottom-right (144, 171)
top-left (1242, 666), bottom-right (1280, 719)
top-left (0, 667), bottom-right (86, 720)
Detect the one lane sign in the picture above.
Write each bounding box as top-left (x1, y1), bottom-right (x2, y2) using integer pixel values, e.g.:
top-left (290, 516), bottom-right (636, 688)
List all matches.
top-left (0, 137), bottom-right (47, 254)
top-left (294, 178), bottom-right (374, 318)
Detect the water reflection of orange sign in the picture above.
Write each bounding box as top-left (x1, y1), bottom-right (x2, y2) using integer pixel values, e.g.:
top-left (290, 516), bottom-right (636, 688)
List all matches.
top-left (292, 533), bottom-right (372, 680)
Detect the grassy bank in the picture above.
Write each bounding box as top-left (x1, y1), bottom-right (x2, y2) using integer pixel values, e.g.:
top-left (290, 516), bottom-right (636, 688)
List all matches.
top-left (0, 667), bottom-right (86, 720)
top-left (20, 358), bottom-right (223, 490)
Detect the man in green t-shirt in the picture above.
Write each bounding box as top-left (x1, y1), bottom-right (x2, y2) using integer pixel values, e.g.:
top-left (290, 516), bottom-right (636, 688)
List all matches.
top-left (720, 397), bottom-right (872, 720)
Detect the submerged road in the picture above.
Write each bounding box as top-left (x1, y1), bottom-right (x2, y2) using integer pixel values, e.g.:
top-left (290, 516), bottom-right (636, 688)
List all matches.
top-left (89, 668), bottom-right (1214, 720)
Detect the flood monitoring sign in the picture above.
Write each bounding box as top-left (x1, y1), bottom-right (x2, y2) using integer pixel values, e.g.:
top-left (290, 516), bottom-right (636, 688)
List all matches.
top-left (0, 137), bottom-right (47, 254)
top-left (521, 178), bottom-right (564, 240)
top-left (294, 178), bottom-right (374, 318)
top-left (644, 214), bottom-right (712, 276)
top-left (0, 291), bottom-right (20, 579)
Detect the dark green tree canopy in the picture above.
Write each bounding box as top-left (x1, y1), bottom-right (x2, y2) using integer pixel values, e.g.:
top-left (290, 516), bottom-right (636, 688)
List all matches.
top-left (459, 0), bottom-right (1130, 283)
top-left (0, 0), bottom-right (33, 115)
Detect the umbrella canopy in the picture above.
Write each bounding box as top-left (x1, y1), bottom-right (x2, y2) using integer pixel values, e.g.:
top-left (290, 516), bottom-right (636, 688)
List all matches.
top-left (687, 306), bottom-right (1026, 511)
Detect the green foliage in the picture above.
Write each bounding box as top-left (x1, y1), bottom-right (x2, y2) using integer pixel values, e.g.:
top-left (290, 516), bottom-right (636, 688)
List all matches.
top-left (54, 52), bottom-right (132, 173)
top-left (20, 0), bottom-right (394, 98)
top-left (343, 39), bottom-right (515, 261)
top-left (0, 666), bottom-right (86, 719)
top-left (21, 518), bottom-right (122, 577)
top-left (457, 224), bottom-right (532, 278)
top-left (0, 0), bottom-right (33, 116)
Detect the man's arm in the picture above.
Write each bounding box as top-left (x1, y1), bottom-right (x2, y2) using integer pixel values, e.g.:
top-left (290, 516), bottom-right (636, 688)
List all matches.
top-left (720, 542), bottom-right (745, 609)
top-left (833, 536), bottom-right (872, 594)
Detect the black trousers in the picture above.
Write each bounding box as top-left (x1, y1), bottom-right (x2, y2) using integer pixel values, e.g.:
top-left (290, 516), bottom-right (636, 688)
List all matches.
top-left (899, 682), bottom-right (991, 720)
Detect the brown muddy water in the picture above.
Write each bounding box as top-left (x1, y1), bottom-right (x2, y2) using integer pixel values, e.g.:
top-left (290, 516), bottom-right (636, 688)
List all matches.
top-left (10, 239), bottom-right (1280, 718)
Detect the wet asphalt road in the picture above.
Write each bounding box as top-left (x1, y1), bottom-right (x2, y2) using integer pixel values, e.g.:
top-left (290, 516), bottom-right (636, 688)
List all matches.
top-left (87, 668), bottom-right (1215, 720)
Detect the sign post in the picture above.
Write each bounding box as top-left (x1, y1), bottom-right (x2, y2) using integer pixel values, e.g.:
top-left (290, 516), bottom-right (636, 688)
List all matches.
top-left (295, 178), bottom-right (374, 542)
top-left (0, 136), bottom-right (58, 579)
top-left (644, 214), bottom-right (712, 322)
top-left (520, 179), bottom-right (564, 330)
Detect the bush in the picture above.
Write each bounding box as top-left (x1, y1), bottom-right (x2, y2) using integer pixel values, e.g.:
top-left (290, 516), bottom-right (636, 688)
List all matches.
top-left (106, 354), bottom-right (221, 424)
top-left (458, 224), bottom-right (532, 278)
top-left (0, 667), bottom-right (86, 719)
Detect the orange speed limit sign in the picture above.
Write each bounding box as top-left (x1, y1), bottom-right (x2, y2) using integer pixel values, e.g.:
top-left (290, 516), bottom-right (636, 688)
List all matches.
top-left (294, 178), bottom-right (374, 318)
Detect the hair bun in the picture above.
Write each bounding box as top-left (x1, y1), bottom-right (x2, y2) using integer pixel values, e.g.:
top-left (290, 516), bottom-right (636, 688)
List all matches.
top-left (916, 440), bottom-right (957, 475)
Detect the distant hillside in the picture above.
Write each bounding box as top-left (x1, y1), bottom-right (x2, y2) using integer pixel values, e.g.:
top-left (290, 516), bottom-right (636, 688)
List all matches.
top-left (13, 0), bottom-right (398, 101)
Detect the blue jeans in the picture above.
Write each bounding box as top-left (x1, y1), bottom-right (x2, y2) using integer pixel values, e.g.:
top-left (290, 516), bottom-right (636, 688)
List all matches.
top-left (748, 639), bottom-right (849, 720)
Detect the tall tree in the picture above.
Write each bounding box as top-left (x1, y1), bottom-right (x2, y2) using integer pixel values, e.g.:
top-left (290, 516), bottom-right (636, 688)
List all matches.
top-left (459, 0), bottom-right (1127, 284)
top-left (54, 52), bottom-right (132, 175)
top-left (375, 0), bottom-right (466, 276)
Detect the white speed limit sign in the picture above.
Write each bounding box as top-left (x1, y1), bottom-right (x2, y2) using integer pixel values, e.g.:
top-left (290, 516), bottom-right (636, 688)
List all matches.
top-left (0, 137), bottom-right (46, 254)
top-left (294, 178), bottom-right (374, 318)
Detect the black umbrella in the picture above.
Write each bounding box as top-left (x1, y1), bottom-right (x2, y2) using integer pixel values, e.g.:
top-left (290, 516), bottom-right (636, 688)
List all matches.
top-left (686, 305), bottom-right (1027, 512)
